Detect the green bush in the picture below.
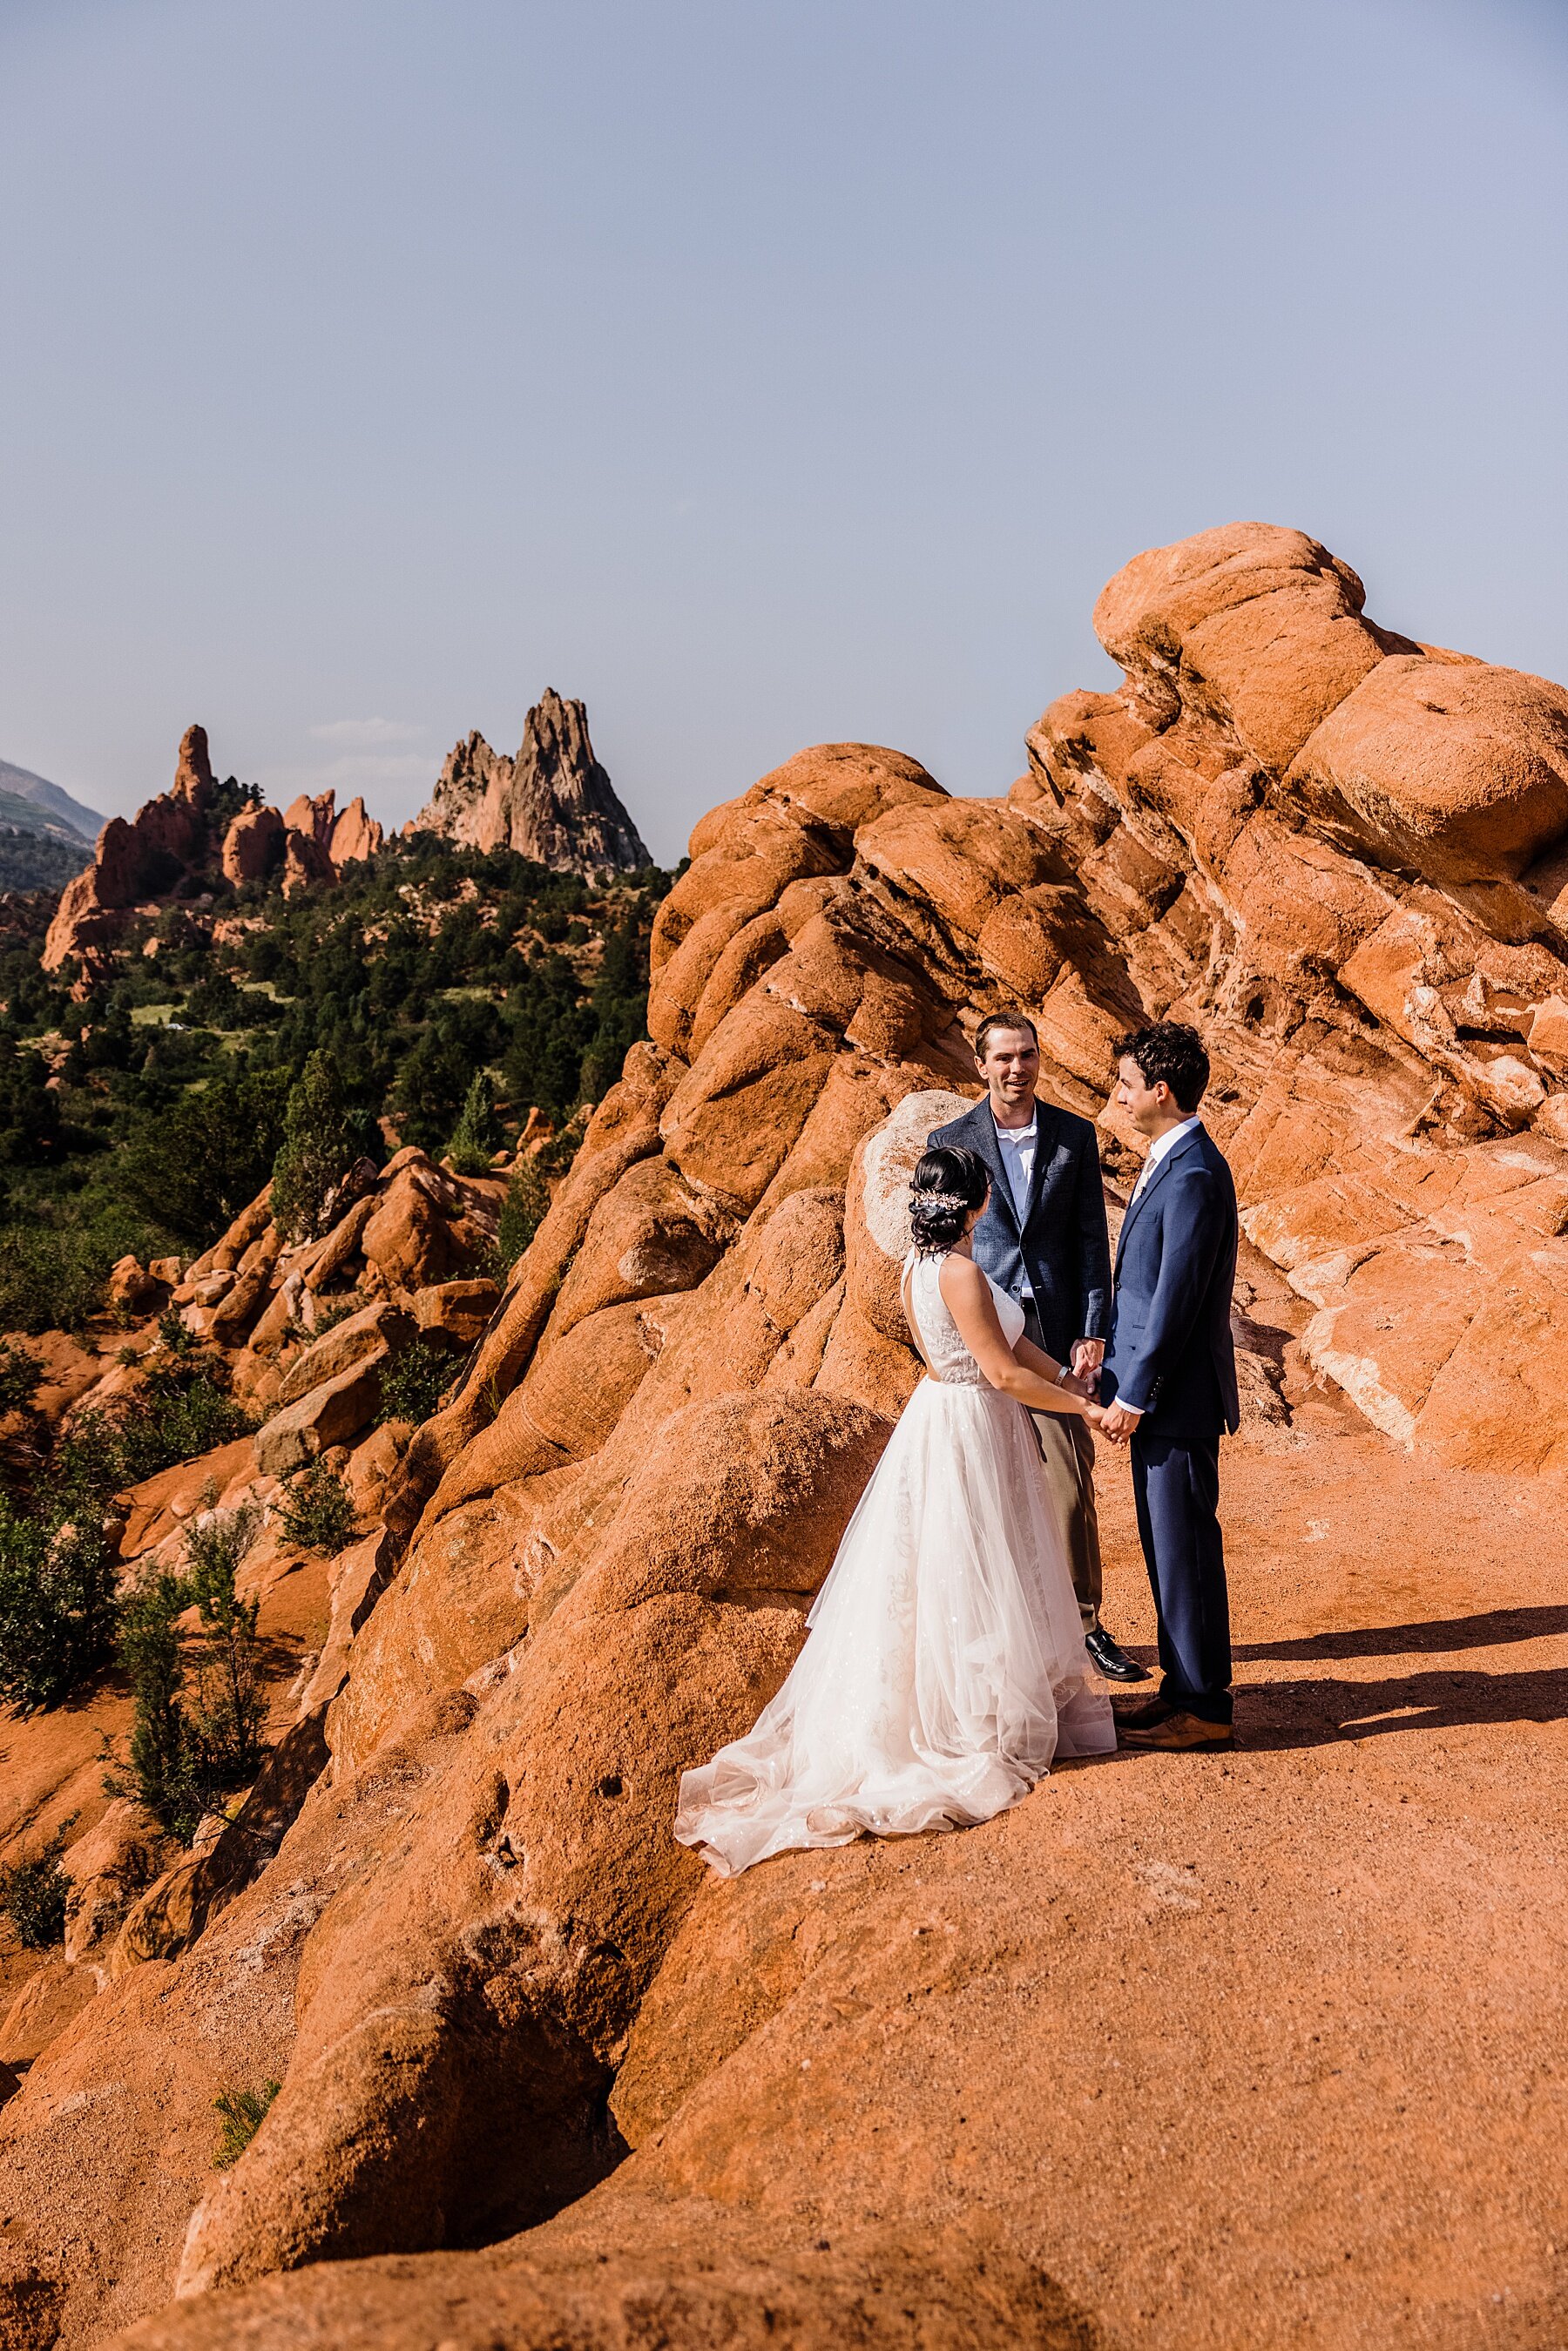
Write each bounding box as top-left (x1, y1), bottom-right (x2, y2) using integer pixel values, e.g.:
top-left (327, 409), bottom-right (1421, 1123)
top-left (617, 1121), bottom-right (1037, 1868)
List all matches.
top-left (0, 1201), bottom-right (165, 1334)
top-left (0, 1359), bottom-right (253, 1715)
top-left (0, 1340), bottom-right (43, 1413)
top-left (377, 1335), bottom-right (454, 1429)
top-left (270, 1051), bottom-right (379, 1243)
top-left (495, 1159), bottom-right (550, 1273)
top-left (114, 1070), bottom-right (288, 1244)
top-left (445, 1071), bottom-right (501, 1175)
top-left (276, 1459), bottom-right (358, 1555)
top-left (0, 1504), bottom-right (118, 1713)
top-left (0, 1821), bottom-right (75, 1948)
top-left (118, 1502), bottom-right (265, 1843)
top-left (213, 2077), bottom-right (280, 2168)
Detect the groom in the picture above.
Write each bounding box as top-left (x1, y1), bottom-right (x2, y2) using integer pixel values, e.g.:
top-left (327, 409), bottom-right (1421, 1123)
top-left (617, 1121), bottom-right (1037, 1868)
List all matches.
top-left (1098, 1022), bottom-right (1240, 1749)
top-left (929, 1009), bottom-right (1146, 1683)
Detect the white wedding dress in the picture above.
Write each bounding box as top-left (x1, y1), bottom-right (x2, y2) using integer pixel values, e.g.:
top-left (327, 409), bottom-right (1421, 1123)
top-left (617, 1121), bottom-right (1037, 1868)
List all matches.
top-left (674, 1249), bottom-right (1115, 1876)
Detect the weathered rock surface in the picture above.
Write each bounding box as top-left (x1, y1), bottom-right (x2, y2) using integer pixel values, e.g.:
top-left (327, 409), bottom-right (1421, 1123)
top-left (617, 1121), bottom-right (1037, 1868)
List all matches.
top-left (8, 524), bottom-right (1568, 2351)
top-left (417, 689), bottom-right (651, 873)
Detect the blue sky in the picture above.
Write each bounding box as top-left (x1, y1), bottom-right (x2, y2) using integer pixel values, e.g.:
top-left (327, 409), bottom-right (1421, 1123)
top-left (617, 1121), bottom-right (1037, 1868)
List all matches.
top-left (3, 0), bottom-right (1565, 861)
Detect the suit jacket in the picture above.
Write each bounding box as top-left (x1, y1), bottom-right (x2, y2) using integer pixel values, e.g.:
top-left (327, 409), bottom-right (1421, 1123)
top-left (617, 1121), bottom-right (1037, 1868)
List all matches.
top-left (925, 1098), bottom-right (1112, 1362)
top-left (1103, 1122), bottom-right (1240, 1440)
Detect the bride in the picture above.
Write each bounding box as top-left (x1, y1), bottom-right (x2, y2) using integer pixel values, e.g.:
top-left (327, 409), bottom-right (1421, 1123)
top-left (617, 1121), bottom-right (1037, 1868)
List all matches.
top-left (675, 1144), bottom-right (1116, 1877)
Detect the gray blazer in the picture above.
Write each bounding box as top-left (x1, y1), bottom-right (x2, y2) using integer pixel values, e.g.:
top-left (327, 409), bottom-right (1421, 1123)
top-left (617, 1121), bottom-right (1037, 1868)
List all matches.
top-left (925, 1097), bottom-right (1112, 1364)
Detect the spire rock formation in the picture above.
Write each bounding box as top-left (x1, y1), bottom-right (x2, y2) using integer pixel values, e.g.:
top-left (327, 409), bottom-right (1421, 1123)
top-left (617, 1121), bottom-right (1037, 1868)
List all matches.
top-left (417, 689), bottom-right (651, 874)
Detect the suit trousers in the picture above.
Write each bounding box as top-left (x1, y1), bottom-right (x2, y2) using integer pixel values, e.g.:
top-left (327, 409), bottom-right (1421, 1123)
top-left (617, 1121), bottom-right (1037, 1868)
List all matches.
top-left (1129, 1427), bottom-right (1233, 1723)
top-left (1020, 1302), bottom-right (1103, 1634)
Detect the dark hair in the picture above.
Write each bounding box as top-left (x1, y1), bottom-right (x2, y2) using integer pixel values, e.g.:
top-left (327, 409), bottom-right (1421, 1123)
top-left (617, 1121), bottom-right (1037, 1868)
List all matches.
top-left (974, 1008), bottom-right (1038, 1060)
top-left (909, 1145), bottom-right (990, 1257)
top-left (1114, 1021), bottom-right (1211, 1113)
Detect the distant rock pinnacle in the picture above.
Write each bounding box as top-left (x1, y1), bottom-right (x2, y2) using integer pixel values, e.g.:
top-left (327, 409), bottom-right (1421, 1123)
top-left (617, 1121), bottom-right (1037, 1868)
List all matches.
top-left (416, 691), bottom-right (651, 875)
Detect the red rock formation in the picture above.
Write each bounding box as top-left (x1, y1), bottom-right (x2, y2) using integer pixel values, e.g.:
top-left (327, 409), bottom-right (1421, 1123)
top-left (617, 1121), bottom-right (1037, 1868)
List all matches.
top-left (42, 728), bottom-right (216, 970)
top-left (220, 803), bottom-right (284, 886)
top-left (418, 690), bottom-right (651, 873)
top-left (7, 525), bottom-right (1568, 2350)
top-left (45, 743), bottom-right (386, 965)
top-left (328, 793), bottom-right (383, 868)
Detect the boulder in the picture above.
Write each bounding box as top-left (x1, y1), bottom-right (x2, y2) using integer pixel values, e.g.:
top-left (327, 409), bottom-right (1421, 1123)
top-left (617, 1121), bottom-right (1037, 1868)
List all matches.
top-left (411, 1278), bottom-right (501, 1349)
top-left (277, 1302), bottom-right (413, 1408)
top-left (255, 1352), bottom-right (387, 1477)
top-left (106, 1255), bottom-right (163, 1314)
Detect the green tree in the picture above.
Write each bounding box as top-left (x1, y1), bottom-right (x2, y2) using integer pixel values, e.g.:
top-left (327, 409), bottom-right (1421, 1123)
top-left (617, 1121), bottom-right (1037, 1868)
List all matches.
top-left (445, 1071), bottom-right (501, 1174)
top-left (270, 1051), bottom-right (377, 1242)
top-left (392, 1030), bottom-right (470, 1153)
top-left (115, 1070), bottom-right (289, 1244)
top-left (0, 1503), bottom-right (118, 1713)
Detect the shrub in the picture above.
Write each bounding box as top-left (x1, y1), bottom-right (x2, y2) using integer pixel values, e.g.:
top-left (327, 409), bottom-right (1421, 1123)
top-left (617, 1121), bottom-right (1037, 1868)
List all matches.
top-left (213, 2077), bottom-right (280, 2168)
top-left (376, 1334), bottom-right (454, 1429)
top-left (118, 1503), bottom-right (265, 1843)
top-left (0, 1341), bottom-right (43, 1414)
top-left (0, 1504), bottom-right (118, 1713)
top-left (114, 1070), bottom-right (288, 1244)
top-left (276, 1459), bottom-right (357, 1555)
top-left (495, 1159), bottom-right (550, 1273)
top-left (270, 1051), bottom-right (378, 1243)
top-left (118, 1567), bottom-right (196, 1835)
top-left (183, 1503), bottom-right (266, 1788)
top-left (0, 1821), bottom-right (75, 1948)
top-left (0, 1202), bottom-right (164, 1334)
top-left (445, 1071), bottom-right (501, 1175)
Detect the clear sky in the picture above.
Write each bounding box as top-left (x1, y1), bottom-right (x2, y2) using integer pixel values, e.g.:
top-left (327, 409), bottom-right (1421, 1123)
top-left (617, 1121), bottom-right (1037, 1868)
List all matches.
top-left (3, 0), bottom-right (1565, 863)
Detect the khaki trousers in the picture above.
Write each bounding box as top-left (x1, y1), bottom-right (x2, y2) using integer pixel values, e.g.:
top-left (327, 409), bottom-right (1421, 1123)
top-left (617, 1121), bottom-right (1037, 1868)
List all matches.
top-left (1021, 1302), bottom-right (1104, 1634)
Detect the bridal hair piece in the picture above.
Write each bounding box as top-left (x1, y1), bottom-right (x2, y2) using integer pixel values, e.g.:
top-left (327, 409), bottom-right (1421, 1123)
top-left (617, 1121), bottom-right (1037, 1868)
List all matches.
top-left (909, 1143), bottom-right (990, 1256)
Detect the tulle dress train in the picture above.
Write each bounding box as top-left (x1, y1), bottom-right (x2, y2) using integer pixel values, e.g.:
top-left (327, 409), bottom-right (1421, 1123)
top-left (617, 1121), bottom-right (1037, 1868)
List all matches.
top-left (674, 1249), bottom-right (1114, 1876)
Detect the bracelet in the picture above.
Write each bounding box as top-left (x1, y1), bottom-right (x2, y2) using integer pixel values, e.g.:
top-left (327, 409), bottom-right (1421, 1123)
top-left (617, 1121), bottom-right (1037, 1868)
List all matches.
top-left (1055, 1362), bottom-right (1070, 1386)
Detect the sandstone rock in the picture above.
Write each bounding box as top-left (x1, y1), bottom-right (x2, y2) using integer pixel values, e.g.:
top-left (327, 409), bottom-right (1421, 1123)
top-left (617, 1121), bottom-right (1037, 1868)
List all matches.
top-left (411, 1277), bottom-right (501, 1348)
top-left (220, 803), bottom-right (284, 886)
top-left (107, 1255), bottom-right (163, 1313)
top-left (1284, 655), bottom-right (1568, 886)
top-left (276, 1301), bottom-right (413, 1408)
top-left (255, 1353), bottom-right (386, 1478)
top-left (417, 692), bottom-right (650, 874)
top-left (62, 1800), bottom-right (167, 1969)
top-left (0, 1958), bottom-right (97, 2066)
top-left (328, 794), bottom-right (383, 868)
top-left (360, 1169), bottom-right (470, 1288)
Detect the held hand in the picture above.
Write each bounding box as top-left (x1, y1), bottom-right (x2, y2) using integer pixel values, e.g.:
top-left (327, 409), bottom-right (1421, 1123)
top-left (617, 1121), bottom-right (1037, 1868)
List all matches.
top-left (1081, 1400), bottom-right (1109, 1430)
top-left (1098, 1400), bottom-right (1143, 1446)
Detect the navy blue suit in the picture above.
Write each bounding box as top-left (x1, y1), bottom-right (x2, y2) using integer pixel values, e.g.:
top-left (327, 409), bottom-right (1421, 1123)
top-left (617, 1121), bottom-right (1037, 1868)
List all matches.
top-left (1104, 1123), bottom-right (1239, 1722)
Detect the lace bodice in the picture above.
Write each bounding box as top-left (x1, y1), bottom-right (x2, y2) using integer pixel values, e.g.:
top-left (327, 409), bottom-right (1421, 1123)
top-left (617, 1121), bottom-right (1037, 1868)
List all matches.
top-left (902, 1249), bottom-right (1024, 1387)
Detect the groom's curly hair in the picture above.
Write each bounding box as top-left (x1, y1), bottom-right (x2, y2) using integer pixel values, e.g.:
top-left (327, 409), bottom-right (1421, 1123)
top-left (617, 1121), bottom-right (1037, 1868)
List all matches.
top-left (1114, 1022), bottom-right (1211, 1113)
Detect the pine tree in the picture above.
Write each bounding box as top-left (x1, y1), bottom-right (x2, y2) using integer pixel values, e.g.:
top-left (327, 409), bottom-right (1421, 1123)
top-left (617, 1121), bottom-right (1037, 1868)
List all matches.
top-left (445, 1071), bottom-right (501, 1174)
top-left (270, 1051), bottom-right (373, 1241)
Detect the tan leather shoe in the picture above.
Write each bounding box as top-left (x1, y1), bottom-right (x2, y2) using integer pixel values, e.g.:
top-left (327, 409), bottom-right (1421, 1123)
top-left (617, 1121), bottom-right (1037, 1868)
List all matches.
top-left (1117, 1709), bottom-right (1234, 1751)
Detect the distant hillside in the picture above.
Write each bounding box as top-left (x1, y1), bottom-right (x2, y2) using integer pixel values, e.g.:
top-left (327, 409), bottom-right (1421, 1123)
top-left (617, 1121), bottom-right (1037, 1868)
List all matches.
top-left (0, 819), bottom-right (93, 894)
top-left (0, 758), bottom-right (104, 844)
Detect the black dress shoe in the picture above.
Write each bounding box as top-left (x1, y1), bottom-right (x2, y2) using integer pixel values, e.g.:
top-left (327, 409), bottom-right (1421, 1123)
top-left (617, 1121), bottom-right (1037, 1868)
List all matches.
top-left (1085, 1626), bottom-right (1152, 1682)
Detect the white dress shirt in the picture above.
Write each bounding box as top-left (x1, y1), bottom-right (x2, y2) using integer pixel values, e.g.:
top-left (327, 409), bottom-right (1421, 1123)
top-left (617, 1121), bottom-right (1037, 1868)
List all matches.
top-left (991, 1107), bottom-right (1037, 1299)
top-left (1128, 1114), bottom-right (1203, 1206)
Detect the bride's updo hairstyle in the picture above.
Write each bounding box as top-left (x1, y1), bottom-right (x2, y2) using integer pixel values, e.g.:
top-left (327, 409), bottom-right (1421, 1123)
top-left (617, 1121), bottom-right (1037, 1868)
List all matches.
top-left (909, 1144), bottom-right (990, 1257)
